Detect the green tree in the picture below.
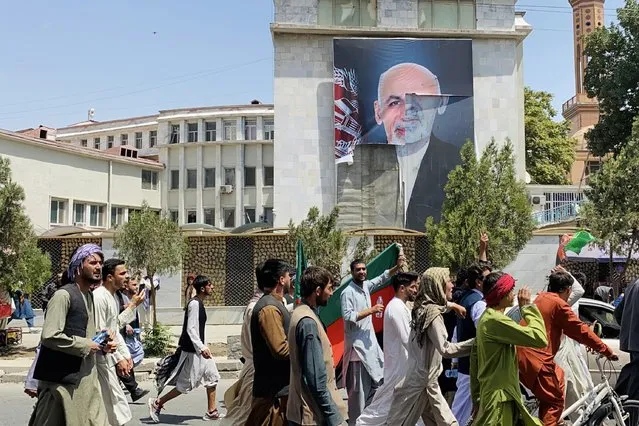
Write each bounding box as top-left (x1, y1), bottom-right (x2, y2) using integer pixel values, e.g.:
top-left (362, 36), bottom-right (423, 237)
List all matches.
top-left (583, 0), bottom-right (639, 156)
top-left (288, 207), bottom-right (348, 279)
top-left (426, 140), bottom-right (534, 271)
top-left (114, 202), bottom-right (188, 327)
top-left (524, 87), bottom-right (575, 184)
top-left (581, 116), bottom-right (639, 288)
top-left (353, 236), bottom-right (379, 265)
top-left (0, 157), bottom-right (51, 295)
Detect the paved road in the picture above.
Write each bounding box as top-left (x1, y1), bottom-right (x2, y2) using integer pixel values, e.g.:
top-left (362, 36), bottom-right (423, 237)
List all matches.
top-left (0, 379), bottom-right (236, 425)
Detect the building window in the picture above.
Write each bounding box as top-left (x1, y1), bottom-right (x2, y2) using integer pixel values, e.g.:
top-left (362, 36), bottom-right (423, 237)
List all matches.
top-left (204, 208), bottom-right (215, 226)
top-left (135, 132), bottom-right (143, 149)
top-left (89, 204), bottom-right (105, 227)
top-left (223, 120), bottom-right (237, 141)
top-left (263, 207), bottom-right (274, 225)
top-left (120, 134), bottom-right (128, 146)
top-left (93, 138), bottom-right (101, 150)
top-left (204, 168), bottom-right (215, 188)
top-left (318, 0), bottom-right (377, 27)
top-left (263, 118), bottom-right (274, 140)
top-left (418, 0), bottom-right (476, 29)
top-left (223, 208), bottom-right (235, 228)
top-left (50, 199), bottom-right (66, 225)
top-left (129, 208), bottom-right (142, 218)
top-left (264, 166), bottom-right (274, 186)
top-left (205, 121), bottom-right (216, 141)
top-left (107, 135), bottom-right (114, 149)
top-left (186, 169), bottom-right (197, 189)
top-left (170, 124), bottom-right (180, 144)
top-left (244, 118), bottom-right (257, 140)
top-left (170, 170), bottom-right (180, 190)
top-left (244, 207), bottom-right (256, 224)
top-left (187, 123), bottom-right (198, 142)
top-left (224, 168), bottom-right (236, 186)
top-left (74, 203), bottom-right (86, 224)
top-left (186, 209), bottom-right (197, 224)
top-left (169, 210), bottom-right (179, 223)
top-left (149, 130), bottom-right (157, 147)
top-left (244, 167), bottom-right (256, 187)
top-left (142, 170), bottom-right (158, 190)
top-left (81, 139), bottom-right (88, 147)
top-left (111, 206), bottom-right (124, 228)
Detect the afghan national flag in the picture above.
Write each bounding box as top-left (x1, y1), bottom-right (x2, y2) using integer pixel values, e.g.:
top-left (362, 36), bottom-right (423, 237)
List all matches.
top-left (295, 240), bottom-right (307, 304)
top-left (317, 243), bottom-right (401, 368)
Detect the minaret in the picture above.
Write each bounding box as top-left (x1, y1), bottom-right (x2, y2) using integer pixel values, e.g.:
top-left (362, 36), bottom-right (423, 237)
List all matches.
top-left (563, 0), bottom-right (605, 184)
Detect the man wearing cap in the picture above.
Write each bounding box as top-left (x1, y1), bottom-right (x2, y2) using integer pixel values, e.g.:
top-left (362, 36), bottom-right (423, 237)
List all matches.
top-left (30, 243), bottom-right (115, 426)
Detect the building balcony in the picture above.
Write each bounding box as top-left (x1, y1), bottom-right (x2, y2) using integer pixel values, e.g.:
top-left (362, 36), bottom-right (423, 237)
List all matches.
top-left (562, 93), bottom-right (599, 115)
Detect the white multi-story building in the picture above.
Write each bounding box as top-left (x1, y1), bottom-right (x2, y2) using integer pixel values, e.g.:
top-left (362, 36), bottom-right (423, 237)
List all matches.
top-left (55, 102), bottom-right (275, 229)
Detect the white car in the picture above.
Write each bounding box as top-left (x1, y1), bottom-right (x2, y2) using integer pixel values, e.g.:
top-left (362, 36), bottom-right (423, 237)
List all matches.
top-left (506, 297), bottom-right (628, 385)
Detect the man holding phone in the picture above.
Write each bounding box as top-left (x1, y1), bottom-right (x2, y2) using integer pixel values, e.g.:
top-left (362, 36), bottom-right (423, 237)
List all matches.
top-left (116, 276), bottom-right (148, 401)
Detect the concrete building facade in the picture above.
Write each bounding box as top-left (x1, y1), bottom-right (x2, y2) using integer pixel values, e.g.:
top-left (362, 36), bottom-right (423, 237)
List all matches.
top-left (271, 0), bottom-right (532, 228)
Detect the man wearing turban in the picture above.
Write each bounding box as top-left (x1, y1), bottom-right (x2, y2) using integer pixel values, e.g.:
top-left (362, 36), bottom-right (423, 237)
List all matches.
top-left (470, 272), bottom-right (547, 426)
top-left (30, 243), bottom-right (114, 426)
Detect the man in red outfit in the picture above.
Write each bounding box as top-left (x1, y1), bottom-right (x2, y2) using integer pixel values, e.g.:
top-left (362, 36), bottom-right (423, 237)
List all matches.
top-left (517, 270), bottom-right (618, 426)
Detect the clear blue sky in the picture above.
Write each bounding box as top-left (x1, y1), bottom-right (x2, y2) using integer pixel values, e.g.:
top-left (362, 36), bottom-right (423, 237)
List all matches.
top-left (0, 0), bottom-right (625, 130)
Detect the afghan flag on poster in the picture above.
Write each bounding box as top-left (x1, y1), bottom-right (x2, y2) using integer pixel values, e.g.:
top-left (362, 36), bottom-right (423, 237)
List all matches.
top-left (318, 243), bottom-right (401, 368)
top-left (295, 240), bottom-right (307, 304)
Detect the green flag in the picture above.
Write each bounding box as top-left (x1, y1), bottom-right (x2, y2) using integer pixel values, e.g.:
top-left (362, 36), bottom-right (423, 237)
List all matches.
top-left (295, 239), bottom-right (307, 304)
top-left (564, 230), bottom-right (595, 255)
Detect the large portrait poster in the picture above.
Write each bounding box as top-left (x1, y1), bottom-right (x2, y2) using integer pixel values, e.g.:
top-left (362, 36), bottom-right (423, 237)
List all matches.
top-left (334, 38), bottom-right (474, 231)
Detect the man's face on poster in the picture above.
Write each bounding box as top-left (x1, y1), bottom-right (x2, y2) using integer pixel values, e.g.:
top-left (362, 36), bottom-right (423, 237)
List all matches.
top-left (374, 63), bottom-right (448, 146)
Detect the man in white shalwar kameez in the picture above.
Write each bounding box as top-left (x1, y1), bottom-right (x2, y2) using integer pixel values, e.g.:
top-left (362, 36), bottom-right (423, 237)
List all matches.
top-left (357, 272), bottom-right (419, 426)
top-left (220, 289), bottom-right (263, 426)
top-left (149, 275), bottom-right (221, 422)
top-left (94, 258), bottom-right (139, 425)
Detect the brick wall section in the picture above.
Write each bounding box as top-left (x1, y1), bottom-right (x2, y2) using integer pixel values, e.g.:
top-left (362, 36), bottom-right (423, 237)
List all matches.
top-left (183, 237), bottom-right (227, 306)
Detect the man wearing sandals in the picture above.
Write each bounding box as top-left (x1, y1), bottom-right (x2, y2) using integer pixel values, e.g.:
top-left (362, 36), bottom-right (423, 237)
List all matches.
top-left (148, 275), bottom-right (222, 422)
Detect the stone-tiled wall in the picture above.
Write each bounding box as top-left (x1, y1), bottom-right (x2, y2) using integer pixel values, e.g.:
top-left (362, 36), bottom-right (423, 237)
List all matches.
top-left (476, 0), bottom-right (516, 31)
top-left (377, 0), bottom-right (417, 28)
top-left (273, 34), bottom-right (335, 227)
top-left (273, 0), bottom-right (517, 30)
top-left (274, 0), bottom-right (318, 25)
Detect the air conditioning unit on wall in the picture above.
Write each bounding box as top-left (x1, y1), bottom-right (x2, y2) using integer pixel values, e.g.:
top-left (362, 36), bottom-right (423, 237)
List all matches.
top-left (220, 185), bottom-right (234, 194)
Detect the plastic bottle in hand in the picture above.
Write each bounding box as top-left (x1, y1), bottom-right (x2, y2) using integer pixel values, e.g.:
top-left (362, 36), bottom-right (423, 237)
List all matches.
top-left (375, 296), bottom-right (383, 319)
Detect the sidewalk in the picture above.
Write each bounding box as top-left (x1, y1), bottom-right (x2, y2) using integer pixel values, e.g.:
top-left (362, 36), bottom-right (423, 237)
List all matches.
top-left (0, 324), bottom-right (243, 384)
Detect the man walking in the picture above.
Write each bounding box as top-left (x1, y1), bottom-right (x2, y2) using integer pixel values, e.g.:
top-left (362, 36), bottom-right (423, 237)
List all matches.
top-left (246, 259), bottom-right (293, 426)
top-left (450, 262), bottom-right (490, 425)
top-left (115, 275), bottom-right (148, 401)
top-left (221, 287), bottom-right (263, 425)
top-left (30, 243), bottom-right (112, 426)
top-left (287, 266), bottom-right (348, 425)
top-left (149, 275), bottom-right (222, 422)
top-left (518, 269), bottom-right (617, 425)
top-left (94, 258), bottom-right (136, 425)
top-left (340, 251), bottom-right (405, 424)
top-left (356, 271), bottom-right (419, 426)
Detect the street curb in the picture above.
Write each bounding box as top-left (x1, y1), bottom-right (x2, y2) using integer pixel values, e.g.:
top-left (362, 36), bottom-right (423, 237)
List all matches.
top-left (0, 358), bottom-right (242, 384)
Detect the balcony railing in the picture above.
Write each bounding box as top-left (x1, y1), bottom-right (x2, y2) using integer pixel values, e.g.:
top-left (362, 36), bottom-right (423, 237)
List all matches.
top-left (532, 201), bottom-right (583, 227)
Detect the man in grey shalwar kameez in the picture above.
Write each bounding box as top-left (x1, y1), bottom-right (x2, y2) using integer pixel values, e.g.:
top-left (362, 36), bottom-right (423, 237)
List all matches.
top-left (29, 243), bottom-right (113, 426)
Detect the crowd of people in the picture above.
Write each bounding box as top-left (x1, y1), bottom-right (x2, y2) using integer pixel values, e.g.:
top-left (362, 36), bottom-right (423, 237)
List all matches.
top-left (20, 237), bottom-right (627, 425)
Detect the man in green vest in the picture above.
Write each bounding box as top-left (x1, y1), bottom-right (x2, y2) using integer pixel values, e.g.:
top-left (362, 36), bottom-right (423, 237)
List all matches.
top-left (288, 266), bottom-right (347, 426)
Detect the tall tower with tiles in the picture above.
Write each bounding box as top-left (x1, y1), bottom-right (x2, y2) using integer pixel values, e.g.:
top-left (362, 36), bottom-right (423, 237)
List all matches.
top-left (563, 0), bottom-right (605, 185)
